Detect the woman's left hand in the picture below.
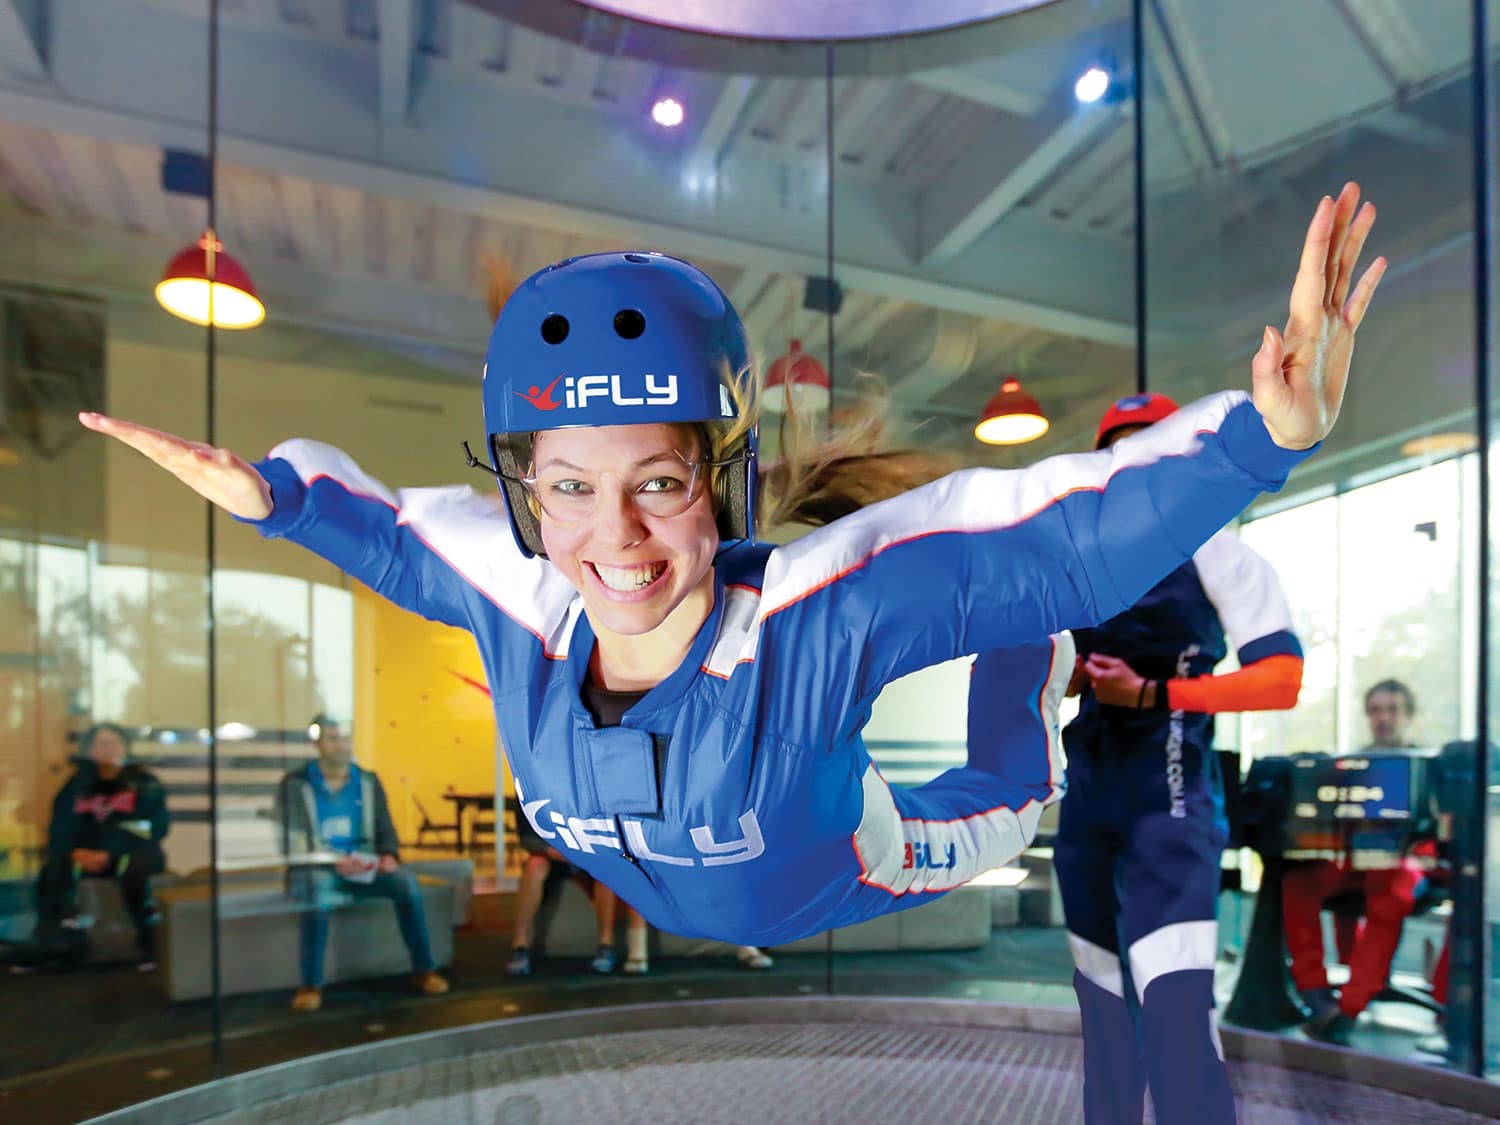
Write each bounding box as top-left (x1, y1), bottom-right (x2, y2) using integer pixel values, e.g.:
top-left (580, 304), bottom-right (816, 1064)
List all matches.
top-left (1253, 182), bottom-right (1387, 451)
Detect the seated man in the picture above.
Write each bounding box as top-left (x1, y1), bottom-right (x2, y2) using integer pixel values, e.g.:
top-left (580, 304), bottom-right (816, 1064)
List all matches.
top-left (1282, 679), bottom-right (1433, 1045)
top-left (31, 723), bottom-right (169, 968)
top-left (277, 715), bottom-right (449, 1011)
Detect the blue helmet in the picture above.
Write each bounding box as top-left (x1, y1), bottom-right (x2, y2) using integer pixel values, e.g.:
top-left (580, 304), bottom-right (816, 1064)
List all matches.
top-left (482, 252), bottom-right (755, 558)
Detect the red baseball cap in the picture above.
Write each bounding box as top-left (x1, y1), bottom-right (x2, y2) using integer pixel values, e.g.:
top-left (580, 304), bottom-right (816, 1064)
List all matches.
top-left (1095, 392), bottom-right (1180, 449)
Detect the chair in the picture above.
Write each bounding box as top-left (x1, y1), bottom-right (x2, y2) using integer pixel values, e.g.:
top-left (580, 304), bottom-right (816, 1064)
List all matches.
top-left (1323, 877), bottom-right (1449, 1016)
top-left (1216, 749), bottom-right (1245, 892)
top-left (467, 796), bottom-right (497, 854)
top-left (411, 796), bottom-right (462, 851)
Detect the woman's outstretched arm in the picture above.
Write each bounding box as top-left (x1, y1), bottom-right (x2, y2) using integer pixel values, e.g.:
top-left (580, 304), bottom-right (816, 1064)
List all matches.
top-left (754, 183), bottom-right (1384, 737)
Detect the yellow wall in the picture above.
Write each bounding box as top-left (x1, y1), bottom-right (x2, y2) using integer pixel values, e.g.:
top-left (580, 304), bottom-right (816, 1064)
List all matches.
top-left (353, 582), bottom-right (515, 871)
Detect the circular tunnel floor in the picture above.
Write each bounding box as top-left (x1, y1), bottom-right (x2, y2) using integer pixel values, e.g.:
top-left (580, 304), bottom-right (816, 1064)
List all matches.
top-left (213, 1022), bottom-right (1490, 1124)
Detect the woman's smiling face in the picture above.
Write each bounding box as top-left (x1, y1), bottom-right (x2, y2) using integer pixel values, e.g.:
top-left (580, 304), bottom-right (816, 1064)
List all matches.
top-left (532, 422), bottom-right (720, 637)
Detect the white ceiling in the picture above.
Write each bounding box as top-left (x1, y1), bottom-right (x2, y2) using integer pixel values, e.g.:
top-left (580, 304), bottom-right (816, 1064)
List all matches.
top-left (0, 0), bottom-right (1489, 466)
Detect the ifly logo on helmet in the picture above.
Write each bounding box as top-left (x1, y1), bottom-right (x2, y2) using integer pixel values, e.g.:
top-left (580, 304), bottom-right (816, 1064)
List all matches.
top-left (514, 373), bottom-right (679, 412)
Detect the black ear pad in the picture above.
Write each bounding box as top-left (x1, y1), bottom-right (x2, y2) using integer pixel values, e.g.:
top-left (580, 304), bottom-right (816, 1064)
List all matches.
top-left (714, 444), bottom-right (751, 542)
top-left (492, 434), bottom-right (547, 558)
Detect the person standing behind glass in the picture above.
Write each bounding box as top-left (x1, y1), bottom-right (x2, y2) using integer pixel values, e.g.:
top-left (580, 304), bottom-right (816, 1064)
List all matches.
top-left (1045, 393), bottom-right (1306, 1125)
top-left (32, 723), bottom-right (170, 969)
top-left (276, 715), bottom-right (449, 1012)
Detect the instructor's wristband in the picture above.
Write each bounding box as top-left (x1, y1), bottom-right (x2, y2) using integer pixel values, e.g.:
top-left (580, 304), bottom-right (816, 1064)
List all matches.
top-left (1136, 680), bottom-right (1150, 709)
top-left (1150, 680), bottom-right (1170, 712)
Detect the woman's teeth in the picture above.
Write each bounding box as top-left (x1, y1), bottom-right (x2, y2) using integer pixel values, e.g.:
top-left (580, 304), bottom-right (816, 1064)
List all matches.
top-left (593, 562), bottom-right (667, 592)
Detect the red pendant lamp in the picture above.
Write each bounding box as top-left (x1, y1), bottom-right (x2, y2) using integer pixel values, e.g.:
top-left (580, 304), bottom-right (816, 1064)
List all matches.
top-left (155, 230), bottom-right (266, 329)
top-left (764, 339), bottom-right (831, 414)
top-left (975, 376), bottom-right (1048, 445)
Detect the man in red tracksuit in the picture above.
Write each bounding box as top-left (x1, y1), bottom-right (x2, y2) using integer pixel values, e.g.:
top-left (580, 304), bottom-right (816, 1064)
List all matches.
top-left (1282, 679), bottom-right (1432, 1045)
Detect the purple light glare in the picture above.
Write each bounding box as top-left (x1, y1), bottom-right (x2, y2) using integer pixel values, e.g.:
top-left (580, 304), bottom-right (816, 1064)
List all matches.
top-left (651, 97), bottom-right (685, 128)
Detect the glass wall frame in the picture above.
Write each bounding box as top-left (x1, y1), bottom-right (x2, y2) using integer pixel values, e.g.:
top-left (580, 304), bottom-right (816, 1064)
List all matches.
top-left (4, 0), bottom-right (1500, 1118)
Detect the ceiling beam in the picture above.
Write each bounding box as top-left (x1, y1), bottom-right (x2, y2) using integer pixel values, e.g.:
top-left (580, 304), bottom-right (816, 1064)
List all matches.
top-left (0, 0), bottom-right (49, 83)
top-left (448, 0), bottom-right (509, 71)
top-left (1330, 0), bottom-right (1431, 93)
top-left (1145, 0), bottom-right (1231, 171)
top-left (377, 0), bottom-right (417, 121)
top-left (0, 85), bottom-right (1135, 346)
top-left (727, 266), bottom-right (771, 310)
top-left (917, 99), bottom-right (1121, 267)
top-left (686, 75), bottom-right (759, 173)
top-left (832, 77), bottom-right (896, 159)
top-left (907, 64), bottom-right (1043, 116)
top-left (1359, 109), bottom-right (1461, 150)
top-left (837, 295), bottom-right (909, 357)
top-left (0, 211), bottom-right (488, 373)
top-left (741, 274), bottom-right (796, 344)
top-left (886, 309), bottom-right (980, 397)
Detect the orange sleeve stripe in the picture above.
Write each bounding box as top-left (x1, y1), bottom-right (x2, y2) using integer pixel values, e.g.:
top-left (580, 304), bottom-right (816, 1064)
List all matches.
top-left (1166, 654), bottom-right (1303, 714)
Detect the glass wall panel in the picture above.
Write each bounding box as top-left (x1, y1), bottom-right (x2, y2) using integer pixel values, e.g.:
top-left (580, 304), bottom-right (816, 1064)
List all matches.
top-left (1142, 0), bottom-right (1478, 1068)
top-left (1481, 0), bottom-right (1500, 1082)
top-left (12, 1), bottom-right (1500, 1117)
top-left (0, 0), bottom-right (215, 1115)
top-left (209, 0), bottom-right (835, 1074)
top-left (825, 0), bottom-right (1136, 1001)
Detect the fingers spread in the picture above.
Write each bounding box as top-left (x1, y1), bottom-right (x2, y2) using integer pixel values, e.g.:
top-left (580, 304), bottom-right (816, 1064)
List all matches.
top-left (1344, 255), bottom-right (1388, 329)
top-left (1321, 183), bottom-right (1362, 306)
top-left (1290, 196), bottom-right (1336, 317)
top-left (1332, 201), bottom-right (1376, 311)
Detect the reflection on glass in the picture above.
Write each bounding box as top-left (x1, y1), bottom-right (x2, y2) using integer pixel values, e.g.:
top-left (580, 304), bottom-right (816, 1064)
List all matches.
top-left (1486, 0), bottom-right (1500, 1083)
top-left (3, 0), bottom-right (1499, 1116)
top-left (202, 0), bottom-right (837, 1085)
top-left (0, 0), bottom-right (217, 1105)
top-left (822, 0), bottom-right (1137, 1045)
top-left (1143, 0), bottom-right (1480, 1080)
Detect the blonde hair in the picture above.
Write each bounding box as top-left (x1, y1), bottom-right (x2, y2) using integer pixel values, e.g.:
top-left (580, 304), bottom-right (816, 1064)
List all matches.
top-left (757, 372), bottom-right (957, 529)
top-left (484, 257), bottom-right (955, 533)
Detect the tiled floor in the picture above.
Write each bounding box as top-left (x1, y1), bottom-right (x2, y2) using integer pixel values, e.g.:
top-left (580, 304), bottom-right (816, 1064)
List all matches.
top-left (0, 892), bottom-right (1480, 1123)
top-left (206, 1024), bottom-right (1500, 1125)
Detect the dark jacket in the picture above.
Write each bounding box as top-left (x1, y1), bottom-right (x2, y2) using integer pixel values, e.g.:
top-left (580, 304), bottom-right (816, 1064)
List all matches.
top-left (47, 760), bottom-right (170, 863)
top-left (275, 763), bottom-right (400, 859)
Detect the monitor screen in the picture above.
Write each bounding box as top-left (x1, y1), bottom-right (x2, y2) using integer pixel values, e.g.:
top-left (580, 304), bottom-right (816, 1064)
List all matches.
top-left (1290, 753), bottom-right (1415, 824)
top-left (1282, 751), bottom-right (1434, 867)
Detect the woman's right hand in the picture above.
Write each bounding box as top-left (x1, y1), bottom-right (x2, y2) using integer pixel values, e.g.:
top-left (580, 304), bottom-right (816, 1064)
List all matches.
top-left (78, 412), bottom-right (274, 521)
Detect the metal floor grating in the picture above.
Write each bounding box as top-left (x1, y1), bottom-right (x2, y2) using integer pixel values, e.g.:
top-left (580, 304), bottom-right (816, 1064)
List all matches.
top-left (214, 1023), bottom-right (1493, 1124)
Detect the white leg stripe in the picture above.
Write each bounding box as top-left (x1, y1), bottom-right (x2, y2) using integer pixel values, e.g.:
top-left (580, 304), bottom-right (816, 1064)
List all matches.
top-left (851, 632), bottom-right (1072, 894)
top-left (1127, 919), bottom-right (1219, 1003)
top-left (1068, 932), bottom-right (1125, 998)
top-left (1038, 632), bottom-right (1074, 804)
top-left (852, 765), bottom-right (1033, 893)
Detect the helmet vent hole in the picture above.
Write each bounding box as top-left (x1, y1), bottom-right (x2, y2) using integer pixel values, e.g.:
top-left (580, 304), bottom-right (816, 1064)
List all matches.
top-left (623, 253), bottom-right (652, 264)
top-left (540, 315), bottom-right (570, 345)
top-left (614, 309), bottom-right (647, 340)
